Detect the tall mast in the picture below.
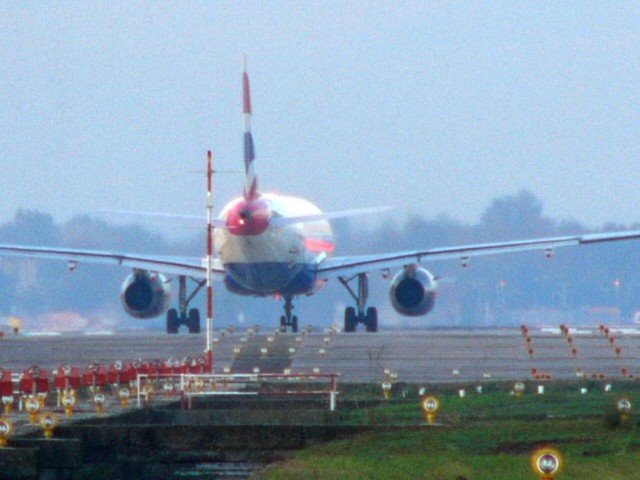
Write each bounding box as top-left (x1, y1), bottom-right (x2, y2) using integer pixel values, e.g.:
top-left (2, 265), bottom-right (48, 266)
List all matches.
top-left (206, 150), bottom-right (214, 372)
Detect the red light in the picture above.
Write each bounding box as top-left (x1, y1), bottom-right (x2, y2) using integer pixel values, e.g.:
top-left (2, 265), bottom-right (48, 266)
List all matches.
top-left (304, 238), bottom-right (336, 253)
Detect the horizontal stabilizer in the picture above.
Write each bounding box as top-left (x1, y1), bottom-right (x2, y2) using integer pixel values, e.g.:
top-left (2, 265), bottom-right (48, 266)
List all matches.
top-left (270, 206), bottom-right (392, 228)
top-left (100, 210), bottom-right (226, 228)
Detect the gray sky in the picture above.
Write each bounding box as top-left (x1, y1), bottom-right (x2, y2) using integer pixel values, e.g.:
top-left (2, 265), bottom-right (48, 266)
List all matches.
top-left (1, 2), bottom-right (639, 232)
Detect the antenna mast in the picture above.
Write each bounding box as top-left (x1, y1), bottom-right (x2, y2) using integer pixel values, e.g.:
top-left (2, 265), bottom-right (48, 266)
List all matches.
top-left (206, 150), bottom-right (214, 372)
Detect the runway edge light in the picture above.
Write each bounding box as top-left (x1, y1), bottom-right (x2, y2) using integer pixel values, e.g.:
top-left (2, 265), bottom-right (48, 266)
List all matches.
top-left (0, 418), bottom-right (13, 447)
top-left (381, 381), bottom-right (392, 400)
top-left (118, 387), bottom-right (130, 407)
top-left (531, 446), bottom-right (563, 479)
top-left (61, 389), bottom-right (76, 417)
top-left (40, 412), bottom-right (58, 439)
top-left (421, 395), bottom-right (440, 425)
top-left (94, 392), bottom-right (106, 414)
top-left (1, 395), bottom-right (13, 415)
top-left (617, 397), bottom-right (632, 424)
top-left (514, 381), bottom-right (525, 398)
top-left (25, 396), bottom-right (40, 424)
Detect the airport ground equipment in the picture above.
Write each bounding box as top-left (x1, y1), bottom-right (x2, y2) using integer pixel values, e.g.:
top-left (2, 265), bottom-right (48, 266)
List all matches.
top-left (19, 366), bottom-right (49, 399)
top-left (54, 366), bottom-right (81, 392)
top-left (134, 371), bottom-right (340, 412)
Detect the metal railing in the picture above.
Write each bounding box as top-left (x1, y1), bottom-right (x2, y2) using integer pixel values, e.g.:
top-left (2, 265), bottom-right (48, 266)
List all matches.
top-left (135, 372), bottom-right (340, 411)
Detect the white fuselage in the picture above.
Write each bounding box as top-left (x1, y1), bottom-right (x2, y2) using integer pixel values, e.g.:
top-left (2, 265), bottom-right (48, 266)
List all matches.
top-left (214, 193), bottom-right (333, 296)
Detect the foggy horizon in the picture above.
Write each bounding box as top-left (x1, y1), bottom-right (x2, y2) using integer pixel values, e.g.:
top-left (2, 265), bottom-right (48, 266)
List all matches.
top-left (1, 189), bottom-right (639, 333)
top-left (2, 3), bottom-right (639, 231)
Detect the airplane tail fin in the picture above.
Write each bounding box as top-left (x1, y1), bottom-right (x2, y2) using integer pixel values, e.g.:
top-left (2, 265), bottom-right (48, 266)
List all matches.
top-left (242, 55), bottom-right (258, 200)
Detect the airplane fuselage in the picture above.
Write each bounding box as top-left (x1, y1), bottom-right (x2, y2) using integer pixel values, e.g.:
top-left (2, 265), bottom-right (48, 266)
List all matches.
top-left (215, 193), bottom-right (334, 297)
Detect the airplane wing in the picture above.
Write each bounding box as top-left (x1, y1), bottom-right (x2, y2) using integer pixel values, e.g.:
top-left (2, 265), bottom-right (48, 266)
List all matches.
top-left (0, 244), bottom-right (222, 278)
top-left (316, 230), bottom-right (640, 279)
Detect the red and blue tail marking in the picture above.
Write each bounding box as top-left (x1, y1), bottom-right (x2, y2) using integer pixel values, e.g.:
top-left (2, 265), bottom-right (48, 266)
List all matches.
top-left (243, 55), bottom-right (258, 200)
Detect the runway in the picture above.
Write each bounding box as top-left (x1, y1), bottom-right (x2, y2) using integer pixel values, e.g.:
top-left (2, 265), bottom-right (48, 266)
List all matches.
top-left (1, 326), bottom-right (639, 383)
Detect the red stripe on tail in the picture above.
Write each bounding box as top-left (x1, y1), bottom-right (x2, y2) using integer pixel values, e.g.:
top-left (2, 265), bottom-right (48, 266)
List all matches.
top-left (243, 73), bottom-right (252, 114)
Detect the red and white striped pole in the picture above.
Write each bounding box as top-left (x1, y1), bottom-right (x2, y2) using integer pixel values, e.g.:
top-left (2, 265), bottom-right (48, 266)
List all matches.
top-left (206, 150), bottom-right (214, 372)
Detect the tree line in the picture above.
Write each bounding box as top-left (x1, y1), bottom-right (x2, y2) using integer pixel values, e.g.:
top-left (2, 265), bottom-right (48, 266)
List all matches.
top-left (0, 190), bottom-right (638, 330)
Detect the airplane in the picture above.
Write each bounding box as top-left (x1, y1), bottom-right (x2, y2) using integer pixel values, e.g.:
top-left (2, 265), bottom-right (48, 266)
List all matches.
top-left (2, 59), bottom-right (640, 334)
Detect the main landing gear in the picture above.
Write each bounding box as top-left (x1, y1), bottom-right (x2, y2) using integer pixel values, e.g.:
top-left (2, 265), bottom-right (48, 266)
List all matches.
top-left (279, 296), bottom-right (299, 333)
top-left (166, 276), bottom-right (205, 334)
top-left (339, 273), bottom-right (378, 333)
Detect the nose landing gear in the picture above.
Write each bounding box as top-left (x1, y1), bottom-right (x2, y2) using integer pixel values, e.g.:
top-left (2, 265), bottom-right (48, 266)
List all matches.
top-left (279, 296), bottom-right (299, 333)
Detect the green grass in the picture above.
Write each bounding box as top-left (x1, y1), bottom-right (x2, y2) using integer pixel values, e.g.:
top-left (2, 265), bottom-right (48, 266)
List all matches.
top-left (254, 384), bottom-right (640, 479)
top-left (256, 422), bottom-right (640, 479)
top-left (336, 390), bottom-right (637, 425)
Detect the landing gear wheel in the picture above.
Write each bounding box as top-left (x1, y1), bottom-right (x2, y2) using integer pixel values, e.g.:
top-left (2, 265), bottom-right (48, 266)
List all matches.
top-left (167, 308), bottom-right (179, 334)
top-left (165, 275), bottom-right (205, 335)
top-left (365, 307), bottom-right (378, 333)
top-left (279, 296), bottom-right (299, 333)
top-left (338, 273), bottom-right (372, 334)
top-left (188, 308), bottom-right (201, 334)
top-left (344, 307), bottom-right (357, 333)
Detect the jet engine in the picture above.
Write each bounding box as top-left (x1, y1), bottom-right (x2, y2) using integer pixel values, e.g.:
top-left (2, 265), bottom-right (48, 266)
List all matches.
top-left (389, 265), bottom-right (438, 316)
top-left (120, 270), bottom-right (172, 319)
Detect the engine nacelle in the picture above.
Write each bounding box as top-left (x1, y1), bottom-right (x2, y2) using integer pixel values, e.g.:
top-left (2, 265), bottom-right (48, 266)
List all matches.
top-left (389, 266), bottom-right (438, 316)
top-left (120, 271), bottom-right (172, 319)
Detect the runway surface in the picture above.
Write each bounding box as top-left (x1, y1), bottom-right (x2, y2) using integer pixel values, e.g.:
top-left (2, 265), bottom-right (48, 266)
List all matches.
top-left (1, 326), bottom-right (639, 383)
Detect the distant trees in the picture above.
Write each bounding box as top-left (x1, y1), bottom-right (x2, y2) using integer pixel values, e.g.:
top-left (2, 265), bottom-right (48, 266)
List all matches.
top-left (0, 190), bottom-right (638, 330)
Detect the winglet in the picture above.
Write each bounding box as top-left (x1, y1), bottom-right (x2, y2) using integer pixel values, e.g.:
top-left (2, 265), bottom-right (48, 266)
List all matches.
top-left (242, 54), bottom-right (258, 200)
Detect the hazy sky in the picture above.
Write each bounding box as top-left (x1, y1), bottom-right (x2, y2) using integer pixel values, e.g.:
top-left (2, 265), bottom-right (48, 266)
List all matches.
top-left (2, 2), bottom-right (639, 232)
